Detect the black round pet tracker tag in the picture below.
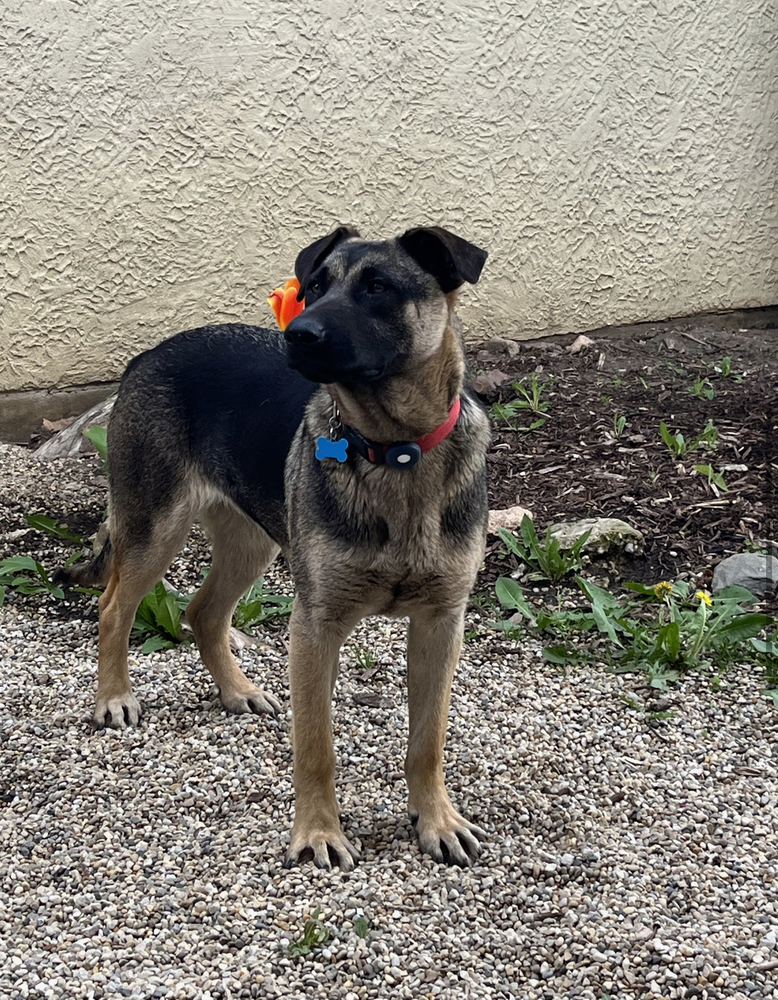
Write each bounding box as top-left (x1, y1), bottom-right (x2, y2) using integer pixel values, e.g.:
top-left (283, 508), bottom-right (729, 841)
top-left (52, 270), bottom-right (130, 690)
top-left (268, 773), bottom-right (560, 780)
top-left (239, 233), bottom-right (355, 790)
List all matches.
top-left (385, 442), bottom-right (422, 469)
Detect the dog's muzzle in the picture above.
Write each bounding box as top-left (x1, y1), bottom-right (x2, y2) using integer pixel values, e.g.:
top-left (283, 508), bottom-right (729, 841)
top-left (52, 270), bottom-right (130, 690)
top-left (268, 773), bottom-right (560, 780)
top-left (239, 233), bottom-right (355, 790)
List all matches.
top-left (284, 314), bottom-right (383, 384)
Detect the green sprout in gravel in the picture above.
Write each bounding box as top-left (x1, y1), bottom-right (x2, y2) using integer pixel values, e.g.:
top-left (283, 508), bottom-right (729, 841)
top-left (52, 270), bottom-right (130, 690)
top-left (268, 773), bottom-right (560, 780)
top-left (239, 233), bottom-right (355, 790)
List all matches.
top-left (0, 556), bottom-right (65, 604)
top-left (232, 578), bottom-right (293, 631)
top-left (131, 576), bottom-right (293, 654)
top-left (288, 907), bottom-right (329, 958)
top-left (497, 519), bottom-right (590, 584)
top-left (132, 582), bottom-right (191, 654)
top-left (493, 575), bottom-right (774, 690)
top-left (353, 646), bottom-right (377, 671)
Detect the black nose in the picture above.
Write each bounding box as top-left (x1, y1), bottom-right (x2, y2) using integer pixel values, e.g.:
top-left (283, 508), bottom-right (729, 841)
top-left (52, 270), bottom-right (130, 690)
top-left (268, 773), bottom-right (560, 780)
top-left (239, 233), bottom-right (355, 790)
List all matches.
top-left (284, 316), bottom-right (326, 347)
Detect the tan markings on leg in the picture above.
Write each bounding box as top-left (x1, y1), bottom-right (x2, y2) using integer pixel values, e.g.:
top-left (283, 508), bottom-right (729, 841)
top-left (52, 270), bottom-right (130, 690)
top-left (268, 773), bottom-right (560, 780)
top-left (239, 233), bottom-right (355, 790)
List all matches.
top-left (187, 503), bottom-right (281, 716)
top-left (284, 603), bottom-right (362, 871)
top-left (95, 508), bottom-right (193, 728)
top-left (405, 606), bottom-right (487, 866)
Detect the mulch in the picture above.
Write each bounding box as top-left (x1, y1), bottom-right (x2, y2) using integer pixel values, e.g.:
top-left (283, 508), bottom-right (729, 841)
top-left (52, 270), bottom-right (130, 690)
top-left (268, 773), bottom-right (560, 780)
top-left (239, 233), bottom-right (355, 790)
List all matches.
top-left (469, 313), bottom-right (777, 608)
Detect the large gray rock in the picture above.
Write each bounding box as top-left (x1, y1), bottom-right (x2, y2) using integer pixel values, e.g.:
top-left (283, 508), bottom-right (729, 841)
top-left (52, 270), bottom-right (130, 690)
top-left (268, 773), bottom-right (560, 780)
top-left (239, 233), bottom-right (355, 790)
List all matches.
top-left (711, 552), bottom-right (778, 597)
top-left (34, 396), bottom-right (115, 460)
top-left (548, 517), bottom-right (645, 557)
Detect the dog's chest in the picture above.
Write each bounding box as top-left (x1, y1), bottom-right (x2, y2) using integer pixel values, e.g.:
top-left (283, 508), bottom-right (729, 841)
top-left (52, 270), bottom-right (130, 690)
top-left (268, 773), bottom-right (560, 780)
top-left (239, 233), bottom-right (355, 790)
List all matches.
top-left (314, 468), bottom-right (481, 607)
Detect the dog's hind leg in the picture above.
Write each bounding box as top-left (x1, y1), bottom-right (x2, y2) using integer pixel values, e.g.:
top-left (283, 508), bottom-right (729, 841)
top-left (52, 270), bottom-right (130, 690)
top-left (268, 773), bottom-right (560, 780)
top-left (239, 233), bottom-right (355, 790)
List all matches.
top-left (94, 508), bottom-right (194, 729)
top-left (186, 503), bottom-right (282, 716)
top-left (405, 604), bottom-right (488, 866)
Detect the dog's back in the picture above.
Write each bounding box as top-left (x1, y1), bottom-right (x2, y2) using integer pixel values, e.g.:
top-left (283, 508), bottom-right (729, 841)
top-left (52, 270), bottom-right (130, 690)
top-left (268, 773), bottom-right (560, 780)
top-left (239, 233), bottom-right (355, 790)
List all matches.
top-left (109, 324), bottom-right (317, 548)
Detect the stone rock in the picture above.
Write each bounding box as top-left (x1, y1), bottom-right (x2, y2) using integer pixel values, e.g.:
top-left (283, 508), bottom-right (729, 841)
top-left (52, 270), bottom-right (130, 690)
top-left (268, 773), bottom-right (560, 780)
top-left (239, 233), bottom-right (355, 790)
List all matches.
top-left (711, 552), bottom-right (778, 597)
top-left (34, 395), bottom-right (115, 459)
top-left (485, 336), bottom-right (521, 357)
top-left (472, 370), bottom-right (510, 394)
top-left (567, 334), bottom-right (595, 354)
top-left (488, 505), bottom-right (533, 535)
top-left (548, 517), bottom-right (645, 557)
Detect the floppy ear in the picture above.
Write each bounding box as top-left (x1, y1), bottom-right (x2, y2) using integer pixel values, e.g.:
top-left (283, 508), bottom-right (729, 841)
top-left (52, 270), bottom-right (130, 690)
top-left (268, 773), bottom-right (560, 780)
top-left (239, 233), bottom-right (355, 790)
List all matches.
top-left (294, 226), bottom-right (361, 300)
top-left (398, 226), bottom-right (488, 293)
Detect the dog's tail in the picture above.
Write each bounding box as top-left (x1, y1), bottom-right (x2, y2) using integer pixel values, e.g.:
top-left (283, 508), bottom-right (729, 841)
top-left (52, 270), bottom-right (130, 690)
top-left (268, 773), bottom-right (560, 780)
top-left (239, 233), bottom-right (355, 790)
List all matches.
top-left (54, 531), bottom-right (114, 589)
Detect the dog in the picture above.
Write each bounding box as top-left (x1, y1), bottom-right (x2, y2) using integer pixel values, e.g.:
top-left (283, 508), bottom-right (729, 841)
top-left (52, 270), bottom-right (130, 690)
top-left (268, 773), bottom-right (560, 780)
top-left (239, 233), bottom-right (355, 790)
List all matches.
top-left (62, 225), bottom-right (490, 869)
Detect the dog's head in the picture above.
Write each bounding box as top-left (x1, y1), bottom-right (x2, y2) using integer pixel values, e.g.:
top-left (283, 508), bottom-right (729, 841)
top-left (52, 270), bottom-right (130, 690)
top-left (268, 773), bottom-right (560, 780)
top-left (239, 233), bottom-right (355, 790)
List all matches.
top-left (283, 226), bottom-right (487, 385)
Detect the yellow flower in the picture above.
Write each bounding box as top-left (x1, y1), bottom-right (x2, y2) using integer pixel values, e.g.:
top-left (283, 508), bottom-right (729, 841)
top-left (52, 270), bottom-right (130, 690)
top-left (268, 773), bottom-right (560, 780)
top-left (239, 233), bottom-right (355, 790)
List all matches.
top-left (267, 278), bottom-right (305, 331)
top-left (696, 590), bottom-right (712, 607)
top-left (654, 581), bottom-right (673, 599)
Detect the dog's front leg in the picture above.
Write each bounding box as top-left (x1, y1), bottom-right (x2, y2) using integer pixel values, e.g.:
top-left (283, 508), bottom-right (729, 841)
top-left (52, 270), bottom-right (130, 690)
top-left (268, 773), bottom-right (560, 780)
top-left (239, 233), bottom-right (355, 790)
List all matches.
top-left (405, 606), bottom-right (487, 866)
top-left (284, 601), bottom-right (360, 871)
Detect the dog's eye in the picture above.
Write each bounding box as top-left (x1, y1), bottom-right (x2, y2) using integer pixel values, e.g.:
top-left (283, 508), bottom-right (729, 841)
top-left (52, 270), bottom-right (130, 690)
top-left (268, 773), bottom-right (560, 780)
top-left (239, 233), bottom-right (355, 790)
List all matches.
top-left (367, 279), bottom-right (386, 295)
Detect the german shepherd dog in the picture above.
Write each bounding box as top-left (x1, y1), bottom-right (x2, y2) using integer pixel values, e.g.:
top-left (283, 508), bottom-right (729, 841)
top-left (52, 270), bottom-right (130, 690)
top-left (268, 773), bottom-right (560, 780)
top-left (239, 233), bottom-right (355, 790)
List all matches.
top-left (63, 226), bottom-right (490, 869)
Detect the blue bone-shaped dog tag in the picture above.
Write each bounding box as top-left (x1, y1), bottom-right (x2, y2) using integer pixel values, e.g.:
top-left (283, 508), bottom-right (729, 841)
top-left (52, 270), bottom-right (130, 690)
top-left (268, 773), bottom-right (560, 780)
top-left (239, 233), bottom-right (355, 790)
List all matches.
top-left (316, 436), bottom-right (349, 462)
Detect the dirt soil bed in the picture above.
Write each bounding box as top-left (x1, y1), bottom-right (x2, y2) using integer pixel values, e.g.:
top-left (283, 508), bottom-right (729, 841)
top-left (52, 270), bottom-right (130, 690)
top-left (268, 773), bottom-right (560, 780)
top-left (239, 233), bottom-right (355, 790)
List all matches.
top-left (470, 312), bottom-right (777, 607)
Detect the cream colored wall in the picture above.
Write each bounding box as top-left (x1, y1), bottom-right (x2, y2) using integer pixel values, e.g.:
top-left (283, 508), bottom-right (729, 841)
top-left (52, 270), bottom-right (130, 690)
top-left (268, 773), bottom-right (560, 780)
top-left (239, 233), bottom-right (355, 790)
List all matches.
top-left (2, 0), bottom-right (776, 393)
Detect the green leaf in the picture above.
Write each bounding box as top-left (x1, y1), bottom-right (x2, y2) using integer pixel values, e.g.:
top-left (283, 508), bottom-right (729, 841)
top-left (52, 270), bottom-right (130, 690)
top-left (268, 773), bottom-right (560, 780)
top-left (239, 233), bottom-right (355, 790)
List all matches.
top-left (134, 589), bottom-right (161, 631)
top-left (713, 614), bottom-right (771, 644)
top-left (495, 576), bottom-right (525, 610)
top-left (24, 514), bottom-right (84, 543)
top-left (0, 585), bottom-right (5, 606)
top-left (659, 421), bottom-right (680, 454)
top-left (141, 635), bottom-right (176, 654)
top-left (520, 516), bottom-right (540, 551)
top-left (576, 576), bottom-right (620, 609)
top-left (496, 526), bottom-right (527, 560)
top-left (83, 424), bottom-right (108, 462)
top-left (623, 581), bottom-right (660, 598)
top-left (289, 906), bottom-right (329, 957)
top-left (714, 585), bottom-right (758, 604)
top-left (155, 591), bottom-right (182, 640)
top-left (0, 556), bottom-right (39, 575)
top-left (543, 645), bottom-right (576, 665)
top-left (656, 621), bottom-right (681, 661)
top-left (764, 689), bottom-right (778, 705)
top-left (234, 598), bottom-right (266, 629)
top-left (567, 528), bottom-right (593, 560)
top-left (64, 549), bottom-right (89, 568)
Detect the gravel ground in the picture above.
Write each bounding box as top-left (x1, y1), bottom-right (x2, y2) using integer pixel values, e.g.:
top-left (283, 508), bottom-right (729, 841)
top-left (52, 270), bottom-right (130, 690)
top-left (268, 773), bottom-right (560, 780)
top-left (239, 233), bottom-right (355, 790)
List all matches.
top-left (1, 443), bottom-right (777, 1000)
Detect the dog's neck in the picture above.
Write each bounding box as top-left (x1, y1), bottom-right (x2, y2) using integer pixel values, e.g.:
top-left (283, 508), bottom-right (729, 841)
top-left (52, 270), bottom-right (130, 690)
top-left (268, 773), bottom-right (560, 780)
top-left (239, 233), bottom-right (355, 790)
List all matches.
top-left (327, 320), bottom-right (465, 443)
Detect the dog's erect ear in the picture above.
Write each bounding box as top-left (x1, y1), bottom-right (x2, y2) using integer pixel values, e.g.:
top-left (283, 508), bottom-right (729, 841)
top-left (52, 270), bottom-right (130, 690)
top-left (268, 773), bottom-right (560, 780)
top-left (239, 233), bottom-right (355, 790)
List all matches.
top-left (398, 227), bottom-right (488, 293)
top-left (294, 226), bottom-right (361, 299)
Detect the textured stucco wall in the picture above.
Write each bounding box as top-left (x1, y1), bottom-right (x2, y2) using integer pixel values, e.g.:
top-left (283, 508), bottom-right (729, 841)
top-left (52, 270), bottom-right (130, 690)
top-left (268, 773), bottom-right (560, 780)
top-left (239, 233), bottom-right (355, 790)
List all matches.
top-left (1, 0), bottom-right (776, 393)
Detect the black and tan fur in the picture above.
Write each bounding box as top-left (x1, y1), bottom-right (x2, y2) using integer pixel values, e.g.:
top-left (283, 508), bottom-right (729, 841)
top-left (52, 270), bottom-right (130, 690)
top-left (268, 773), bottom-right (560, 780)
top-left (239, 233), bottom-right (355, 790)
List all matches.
top-left (63, 226), bottom-right (490, 869)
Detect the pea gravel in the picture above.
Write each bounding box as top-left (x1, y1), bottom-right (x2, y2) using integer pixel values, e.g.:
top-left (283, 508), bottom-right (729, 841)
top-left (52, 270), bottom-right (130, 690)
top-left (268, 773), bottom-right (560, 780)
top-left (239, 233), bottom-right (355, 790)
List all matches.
top-left (1, 443), bottom-right (777, 1000)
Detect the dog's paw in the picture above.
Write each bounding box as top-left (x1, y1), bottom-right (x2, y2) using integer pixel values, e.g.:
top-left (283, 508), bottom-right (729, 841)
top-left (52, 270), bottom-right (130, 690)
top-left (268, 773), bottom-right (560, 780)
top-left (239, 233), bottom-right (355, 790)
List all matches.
top-left (219, 684), bottom-right (282, 717)
top-left (411, 807), bottom-right (487, 867)
top-left (92, 693), bottom-right (142, 729)
top-left (284, 824), bottom-right (361, 872)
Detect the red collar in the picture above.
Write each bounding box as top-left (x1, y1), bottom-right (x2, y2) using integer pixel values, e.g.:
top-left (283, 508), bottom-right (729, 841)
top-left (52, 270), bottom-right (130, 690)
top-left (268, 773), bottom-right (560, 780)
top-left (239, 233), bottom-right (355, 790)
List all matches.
top-left (341, 397), bottom-right (461, 469)
top-left (416, 397), bottom-right (461, 452)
